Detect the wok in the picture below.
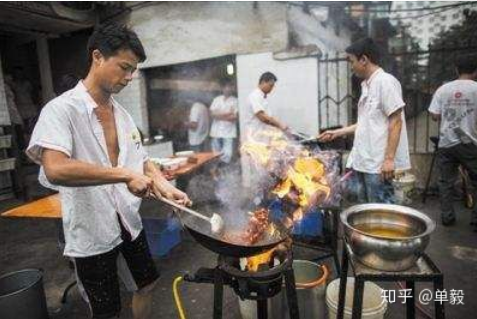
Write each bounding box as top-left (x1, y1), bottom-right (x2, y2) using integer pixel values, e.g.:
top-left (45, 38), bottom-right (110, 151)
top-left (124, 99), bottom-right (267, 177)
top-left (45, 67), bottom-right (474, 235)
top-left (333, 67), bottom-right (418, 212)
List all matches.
top-left (180, 212), bottom-right (291, 257)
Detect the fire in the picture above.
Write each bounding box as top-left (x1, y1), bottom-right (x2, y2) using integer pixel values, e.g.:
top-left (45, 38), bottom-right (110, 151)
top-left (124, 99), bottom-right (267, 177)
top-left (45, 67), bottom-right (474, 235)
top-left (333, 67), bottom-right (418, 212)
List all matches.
top-left (240, 141), bottom-right (271, 166)
top-left (240, 130), bottom-right (293, 168)
top-left (240, 129), bottom-right (334, 270)
top-left (242, 129), bottom-right (332, 223)
top-left (273, 157), bottom-right (330, 219)
top-left (247, 248), bottom-right (276, 272)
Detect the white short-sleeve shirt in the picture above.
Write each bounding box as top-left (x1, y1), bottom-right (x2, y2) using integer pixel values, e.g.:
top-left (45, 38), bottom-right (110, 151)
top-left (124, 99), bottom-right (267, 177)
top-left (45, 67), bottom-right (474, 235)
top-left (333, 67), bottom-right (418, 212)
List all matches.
top-left (26, 81), bottom-right (148, 257)
top-left (428, 79), bottom-right (477, 148)
top-left (347, 69), bottom-right (411, 174)
top-left (243, 88), bottom-right (272, 140)
top-left (188, 102), bottom-right (210, 146)
top-left (209, 95), bottom-right (238, 139)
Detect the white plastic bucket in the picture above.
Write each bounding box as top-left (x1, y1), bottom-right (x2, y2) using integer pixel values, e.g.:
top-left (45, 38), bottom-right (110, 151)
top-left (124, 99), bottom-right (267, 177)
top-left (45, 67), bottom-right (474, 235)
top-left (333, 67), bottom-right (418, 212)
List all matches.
top-left (326, 278), bottom-right (387, 319)
top-left (393, 173), bottom-right (416, 205)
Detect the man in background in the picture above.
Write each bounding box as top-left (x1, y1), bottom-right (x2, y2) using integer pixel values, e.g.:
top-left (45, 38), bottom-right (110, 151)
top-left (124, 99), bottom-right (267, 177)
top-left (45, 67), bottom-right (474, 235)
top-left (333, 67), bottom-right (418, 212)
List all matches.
top-left (242, 71), bottom-right (289, 141)
top-left (185, 99), bottom-right (210, 152)
top-left (210, 78), bottom-right (238, 177)
top-left (428, 53), bottom-right (477, 230)
top-left (319, 38), bottom-right (411, 203)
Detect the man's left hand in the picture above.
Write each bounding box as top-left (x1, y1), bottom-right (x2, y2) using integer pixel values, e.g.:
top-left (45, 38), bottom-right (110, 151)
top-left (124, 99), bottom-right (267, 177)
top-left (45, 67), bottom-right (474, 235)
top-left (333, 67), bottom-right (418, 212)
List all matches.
top-left (151, 178), bottom-right (192, 206)
top-left (381, 159), bottom-right (395, 181)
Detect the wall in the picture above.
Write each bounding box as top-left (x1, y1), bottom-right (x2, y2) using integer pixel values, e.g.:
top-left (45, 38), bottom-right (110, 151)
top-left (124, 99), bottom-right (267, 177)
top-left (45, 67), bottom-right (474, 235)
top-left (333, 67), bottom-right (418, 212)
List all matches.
top-left (114, 71), bottom-right (149, 135)
top-left (236, 52), bottom-right (319, 137)
top-left (125, 2), bottom-right (288, 68)
top-left (115, 2), bottom-right (289, 137)
top-left (289, 6), bottom-right (353, 130)
top-left (236, 52), bottom-right (319, 186)
top-left (288, 6), bottom-right (352, 54)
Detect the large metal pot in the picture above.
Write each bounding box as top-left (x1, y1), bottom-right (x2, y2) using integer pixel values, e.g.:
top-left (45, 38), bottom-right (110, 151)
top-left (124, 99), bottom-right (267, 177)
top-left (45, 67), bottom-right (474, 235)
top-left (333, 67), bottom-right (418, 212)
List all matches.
top-left (341, 204), bottom-right (436, 271)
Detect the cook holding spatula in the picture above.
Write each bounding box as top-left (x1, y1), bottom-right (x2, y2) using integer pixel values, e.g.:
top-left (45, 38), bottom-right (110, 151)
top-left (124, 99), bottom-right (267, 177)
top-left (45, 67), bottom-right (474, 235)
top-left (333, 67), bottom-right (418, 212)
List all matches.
top-left (319, 38), bottom-right (411, 204)
top-left (26, 23), bottom-right (191, 319)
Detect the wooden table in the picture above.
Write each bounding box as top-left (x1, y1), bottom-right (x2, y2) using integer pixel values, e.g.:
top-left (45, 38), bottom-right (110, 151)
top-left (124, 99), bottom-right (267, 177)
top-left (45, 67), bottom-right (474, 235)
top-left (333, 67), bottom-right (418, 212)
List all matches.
top-left (1, 152), bottom-right (220, 219)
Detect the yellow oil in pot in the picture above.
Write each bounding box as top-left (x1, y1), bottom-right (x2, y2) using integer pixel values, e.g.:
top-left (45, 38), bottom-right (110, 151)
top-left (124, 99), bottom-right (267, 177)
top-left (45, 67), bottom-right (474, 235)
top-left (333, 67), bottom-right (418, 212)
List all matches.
top-left (354, 223), bottom-right (416, 239)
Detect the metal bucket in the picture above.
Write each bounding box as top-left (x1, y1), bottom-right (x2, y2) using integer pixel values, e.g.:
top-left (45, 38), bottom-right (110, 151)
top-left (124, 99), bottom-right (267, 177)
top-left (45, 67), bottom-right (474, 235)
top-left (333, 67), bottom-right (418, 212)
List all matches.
top-left (269, 260), bottom-right (328, 319)
top-left (0, 269), bottom-right (49, 319)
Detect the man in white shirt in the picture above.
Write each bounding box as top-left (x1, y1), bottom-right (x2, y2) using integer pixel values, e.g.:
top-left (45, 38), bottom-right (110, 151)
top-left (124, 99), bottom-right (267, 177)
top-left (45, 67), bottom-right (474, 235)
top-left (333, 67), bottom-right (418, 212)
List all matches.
top-left (185, 100), bottom-right (210, 152)
top-left (242, 72), bottom-right (290, 200)
top-left (428, 54), bottom-right (477, 230)
top-left (27, 23), bottom-right (190, 319)
top-left (210, 78), bottom-right (238, 168)
top-left (243, 72), bottom-right (289, 140)
top-left (319, 38), bottom-right (411, 203)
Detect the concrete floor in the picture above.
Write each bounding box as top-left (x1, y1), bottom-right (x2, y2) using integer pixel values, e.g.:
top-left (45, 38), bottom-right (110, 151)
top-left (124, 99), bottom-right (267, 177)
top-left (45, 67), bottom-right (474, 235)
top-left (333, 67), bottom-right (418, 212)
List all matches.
top-left (0, 195), bottom-right (476, 319)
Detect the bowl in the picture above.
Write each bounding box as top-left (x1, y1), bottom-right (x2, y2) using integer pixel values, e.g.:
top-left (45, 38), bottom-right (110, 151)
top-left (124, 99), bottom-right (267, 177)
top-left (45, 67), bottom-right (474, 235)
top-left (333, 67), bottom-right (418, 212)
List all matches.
top-left (340, 204), bottom-right (436, 271)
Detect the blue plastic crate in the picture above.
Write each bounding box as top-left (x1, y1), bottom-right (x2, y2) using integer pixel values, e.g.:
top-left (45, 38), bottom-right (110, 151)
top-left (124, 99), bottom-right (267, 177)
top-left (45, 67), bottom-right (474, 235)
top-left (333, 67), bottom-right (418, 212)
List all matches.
top-left (142, 217), bottom-right (182, 257)
top-left (292, 208), bottom-right (323, 237)
top-left (268, 199), bottom-right (324, 237)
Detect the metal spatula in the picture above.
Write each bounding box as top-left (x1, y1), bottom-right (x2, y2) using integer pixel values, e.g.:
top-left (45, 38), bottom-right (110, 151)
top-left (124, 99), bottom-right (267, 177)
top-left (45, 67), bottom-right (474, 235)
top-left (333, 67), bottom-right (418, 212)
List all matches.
top-left (157, 197), bottom-right (225, 234)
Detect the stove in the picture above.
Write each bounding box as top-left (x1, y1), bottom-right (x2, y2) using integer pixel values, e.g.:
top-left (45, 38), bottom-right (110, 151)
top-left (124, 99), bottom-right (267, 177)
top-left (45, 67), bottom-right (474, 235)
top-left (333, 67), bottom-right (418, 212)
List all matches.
top-left (184, 249), bottom-right (300, 319)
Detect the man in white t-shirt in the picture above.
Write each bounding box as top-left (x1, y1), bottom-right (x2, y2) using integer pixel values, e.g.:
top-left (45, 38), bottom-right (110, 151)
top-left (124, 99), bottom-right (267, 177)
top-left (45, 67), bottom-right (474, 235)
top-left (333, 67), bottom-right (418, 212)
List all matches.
top-left (428, 53), bottom-right (477, 230)
top-left (242, 72), bottom-right (289, 193)
top-left (185, 100), bottom-right (210, 152)
top-left (243, 72), bottom-right (289, 140)
top-left (319, 38), bottom-right (411, 203)
top-left (210, 78), bottom-right (238, 165)
top-left (27, 23), bottom-right (190, 319)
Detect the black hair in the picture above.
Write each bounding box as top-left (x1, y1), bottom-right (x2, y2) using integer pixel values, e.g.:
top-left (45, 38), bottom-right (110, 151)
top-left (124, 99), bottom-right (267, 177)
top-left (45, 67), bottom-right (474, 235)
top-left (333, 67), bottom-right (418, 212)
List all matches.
top-left (345, 38), bottom-right (381, 65)
top-left (259, 72), bottom-right (278, 84)
top-left (87, 23), bottom-right (146, 67)
top-left (455, 53), bottom-right (477, 75)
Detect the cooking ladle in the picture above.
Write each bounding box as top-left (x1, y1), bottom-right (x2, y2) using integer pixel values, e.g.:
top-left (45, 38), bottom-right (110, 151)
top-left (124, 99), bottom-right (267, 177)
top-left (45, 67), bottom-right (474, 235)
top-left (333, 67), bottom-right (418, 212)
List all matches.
top-left (157, 197), bottom-right (225, 234)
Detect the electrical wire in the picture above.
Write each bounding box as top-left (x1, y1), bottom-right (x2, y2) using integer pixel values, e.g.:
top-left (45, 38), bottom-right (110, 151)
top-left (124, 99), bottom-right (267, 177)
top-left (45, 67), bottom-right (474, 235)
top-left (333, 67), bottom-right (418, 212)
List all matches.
top-left (390, 10), bottom-right (456, 21)
top-left (173, 276), bottom-right (187, 319)
top-left (388, 5), bottom-right (475, 21)
top-left (345, 1), bottom-right (476, 13)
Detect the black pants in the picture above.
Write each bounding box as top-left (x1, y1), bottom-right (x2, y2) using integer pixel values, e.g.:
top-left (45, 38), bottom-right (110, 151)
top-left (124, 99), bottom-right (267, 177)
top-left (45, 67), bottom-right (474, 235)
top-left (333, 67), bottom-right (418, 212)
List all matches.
top-left (438, 143), bottom-right (477, 221)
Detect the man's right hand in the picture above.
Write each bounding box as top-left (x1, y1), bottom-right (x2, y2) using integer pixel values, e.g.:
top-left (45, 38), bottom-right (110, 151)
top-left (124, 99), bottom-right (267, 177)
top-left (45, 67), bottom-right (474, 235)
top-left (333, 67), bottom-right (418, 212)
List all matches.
top-left (318, 129), bottom-right (342, 142)
top-left (126, 172), bottom-right (153, 198)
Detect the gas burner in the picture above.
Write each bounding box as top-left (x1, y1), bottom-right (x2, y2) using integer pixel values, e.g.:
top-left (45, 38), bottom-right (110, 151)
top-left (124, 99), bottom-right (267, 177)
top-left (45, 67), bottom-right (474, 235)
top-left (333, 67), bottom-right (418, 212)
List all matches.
top-left (184, 250), bottom-right (300, 319)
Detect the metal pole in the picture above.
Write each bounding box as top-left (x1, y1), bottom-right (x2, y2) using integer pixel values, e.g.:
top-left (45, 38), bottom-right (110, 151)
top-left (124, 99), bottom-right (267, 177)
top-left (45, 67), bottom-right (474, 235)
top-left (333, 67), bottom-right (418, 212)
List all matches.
top-left (425, 49), bottom-right (431, 152)
top-left (284, 266), bottom-right (300, 319)
top-left (325, 53), bottom-right (330, 128)
top-left (318, 55), bottom-right (322, 132)
top-left (337, 248), bottom-right (349, 319)
top-left (213, 269), bottom-right (224, 319)
top-left (257, 299), bottom-right (268, 319)
top-left (336, 52), bottom-right (341, 127)
top-left (406, 280), bottom-right (416, 319)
